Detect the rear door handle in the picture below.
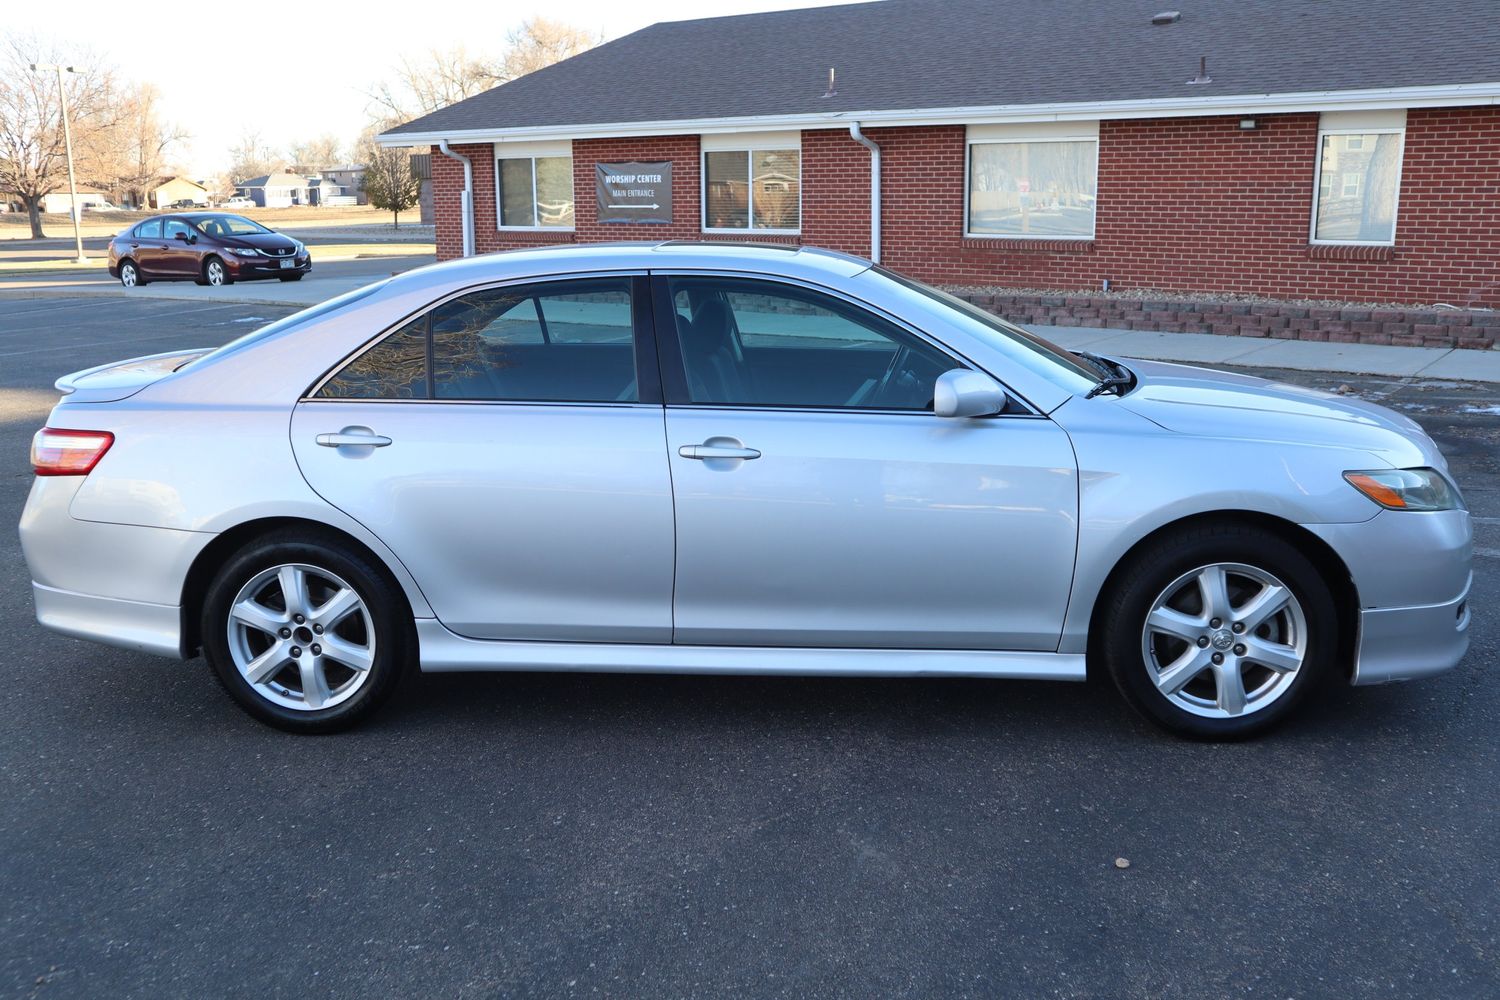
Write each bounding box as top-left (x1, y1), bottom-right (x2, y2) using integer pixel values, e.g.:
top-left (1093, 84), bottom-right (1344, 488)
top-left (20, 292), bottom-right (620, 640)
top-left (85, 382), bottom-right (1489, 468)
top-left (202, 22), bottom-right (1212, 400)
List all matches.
top-left (316, 428), bottom-right (392, 448)
top-left (679, 440), bottom-right (761, 461)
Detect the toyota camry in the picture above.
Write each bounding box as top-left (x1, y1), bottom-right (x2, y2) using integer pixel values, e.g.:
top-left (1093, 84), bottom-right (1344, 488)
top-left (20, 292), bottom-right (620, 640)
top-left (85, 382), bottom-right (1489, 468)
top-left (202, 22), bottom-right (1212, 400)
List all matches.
top-left (19, 243), bottom-right (1472, 737)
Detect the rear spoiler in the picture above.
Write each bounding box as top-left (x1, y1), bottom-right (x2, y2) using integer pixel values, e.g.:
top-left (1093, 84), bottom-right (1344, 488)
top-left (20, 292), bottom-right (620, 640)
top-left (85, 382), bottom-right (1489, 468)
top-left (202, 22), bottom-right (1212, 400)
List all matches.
top-left (55, 348), bottom-right (214, 403)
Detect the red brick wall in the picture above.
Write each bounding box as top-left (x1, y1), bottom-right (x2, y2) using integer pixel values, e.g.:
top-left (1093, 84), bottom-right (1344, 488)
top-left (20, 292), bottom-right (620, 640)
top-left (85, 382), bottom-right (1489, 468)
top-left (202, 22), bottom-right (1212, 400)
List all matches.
top-left (430, 107), bottom-right (1500, 309)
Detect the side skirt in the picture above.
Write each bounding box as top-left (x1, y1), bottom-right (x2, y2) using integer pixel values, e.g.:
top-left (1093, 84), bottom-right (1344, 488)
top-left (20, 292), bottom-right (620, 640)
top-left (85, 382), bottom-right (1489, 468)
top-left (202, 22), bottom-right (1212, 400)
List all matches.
top-left (415, 620), bottom-right (1085, 680)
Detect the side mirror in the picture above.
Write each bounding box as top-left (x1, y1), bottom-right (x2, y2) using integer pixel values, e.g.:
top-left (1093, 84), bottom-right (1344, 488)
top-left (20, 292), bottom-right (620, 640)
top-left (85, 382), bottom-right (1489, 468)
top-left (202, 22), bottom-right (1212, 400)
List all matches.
top-left (174, 231), bottom-right (192, 242)
top-left (934, 369), bottom-right (1009, 418)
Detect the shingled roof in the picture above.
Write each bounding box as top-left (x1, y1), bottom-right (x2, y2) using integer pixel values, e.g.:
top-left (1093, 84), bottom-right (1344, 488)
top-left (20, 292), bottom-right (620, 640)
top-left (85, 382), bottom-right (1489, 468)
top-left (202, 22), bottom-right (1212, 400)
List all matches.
top-left (382, 0), bottom-right (1500, 142)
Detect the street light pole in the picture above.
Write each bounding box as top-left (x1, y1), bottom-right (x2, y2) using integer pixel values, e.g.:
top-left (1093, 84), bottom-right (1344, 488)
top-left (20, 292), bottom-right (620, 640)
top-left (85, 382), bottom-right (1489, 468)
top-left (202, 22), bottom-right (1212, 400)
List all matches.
top-left (30, 63), bottom-right (87, 264)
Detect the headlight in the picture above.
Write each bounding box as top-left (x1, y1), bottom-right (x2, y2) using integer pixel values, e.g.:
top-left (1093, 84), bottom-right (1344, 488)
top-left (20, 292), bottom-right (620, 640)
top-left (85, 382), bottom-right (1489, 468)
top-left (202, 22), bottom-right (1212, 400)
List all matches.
top-left (1344, 468), bottom-right (1464, 511)
top-left (227, 247), bottom-right (259, 257)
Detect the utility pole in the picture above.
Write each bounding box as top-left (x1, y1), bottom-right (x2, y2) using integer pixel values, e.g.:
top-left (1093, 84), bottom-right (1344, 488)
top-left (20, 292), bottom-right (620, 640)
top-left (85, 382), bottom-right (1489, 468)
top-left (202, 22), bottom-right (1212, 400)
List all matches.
top-left (30, 63), bottom-right (87, 264)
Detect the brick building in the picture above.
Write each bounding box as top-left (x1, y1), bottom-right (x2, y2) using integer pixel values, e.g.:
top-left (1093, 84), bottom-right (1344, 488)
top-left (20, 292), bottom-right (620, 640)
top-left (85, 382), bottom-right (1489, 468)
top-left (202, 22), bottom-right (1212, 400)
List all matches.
top-left (380, 0), bottom-right (1500, 348)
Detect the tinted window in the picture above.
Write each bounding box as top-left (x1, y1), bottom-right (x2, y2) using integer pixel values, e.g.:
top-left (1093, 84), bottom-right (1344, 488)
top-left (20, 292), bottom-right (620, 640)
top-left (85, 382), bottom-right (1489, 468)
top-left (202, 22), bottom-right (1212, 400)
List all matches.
top-left (316, 278), bottom-right (638, 403)
top-left (136, 220), bottom-right (162, 238)
top-left (163, 219), bottom-right (192, 240)
top-left (668, 277), bottom-right (954, 410)
top-left (318, 318), bottom-right (427, 399)
top-left (432, 280), bottom-right (637, 401)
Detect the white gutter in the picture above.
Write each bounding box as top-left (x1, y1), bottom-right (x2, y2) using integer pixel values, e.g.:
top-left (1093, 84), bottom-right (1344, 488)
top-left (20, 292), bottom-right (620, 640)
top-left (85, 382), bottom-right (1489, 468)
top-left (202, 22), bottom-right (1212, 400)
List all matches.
top-left (435, 139), bottom-right (475, 257)
top-left (376, 81), bottom-right (1500, 147)
top-left (847, 122), bottom-right (881, 264)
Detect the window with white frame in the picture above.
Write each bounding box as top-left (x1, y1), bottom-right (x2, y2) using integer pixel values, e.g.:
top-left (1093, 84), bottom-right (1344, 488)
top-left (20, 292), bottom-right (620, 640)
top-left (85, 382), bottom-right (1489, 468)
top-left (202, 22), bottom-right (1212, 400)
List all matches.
top-left (701, 132), bottom-right (801, 233)
top-left (967, 122), bottom-right (1099, 239)
top-left (1311, 110), bottom-right (1404, 245)
top-left (495, 141), bottom-right (574, 229)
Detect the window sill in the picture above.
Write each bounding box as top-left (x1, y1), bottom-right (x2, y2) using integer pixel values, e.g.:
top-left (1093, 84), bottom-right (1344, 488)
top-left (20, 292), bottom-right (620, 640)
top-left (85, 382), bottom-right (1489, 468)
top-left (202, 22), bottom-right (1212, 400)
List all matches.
top-left (961, 237), bottom-right (1095, 253)
top-left (701, 229), bottom-right (802, 238)
top-left (1306, 243), bottom-right (1394, 260)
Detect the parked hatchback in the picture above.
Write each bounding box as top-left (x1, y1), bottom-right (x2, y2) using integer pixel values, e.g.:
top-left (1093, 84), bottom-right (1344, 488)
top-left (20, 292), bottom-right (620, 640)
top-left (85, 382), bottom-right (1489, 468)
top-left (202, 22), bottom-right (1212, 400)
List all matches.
top-left (108, 213), bottom-right (311, 288)
top-left (22, 244), bottom-right (1471, 738)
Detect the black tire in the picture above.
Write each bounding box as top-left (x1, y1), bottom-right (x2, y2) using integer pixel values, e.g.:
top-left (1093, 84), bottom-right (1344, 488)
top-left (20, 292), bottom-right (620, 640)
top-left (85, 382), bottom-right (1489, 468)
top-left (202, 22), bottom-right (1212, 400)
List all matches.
top-left (201, 529), bottom-right (415, 733)
top-left (278, 273), bottom-right (303, 281)
top-left (119, 259), bottom-right (144, 287)
top-left (202, 255), bottom-right (232, 286)
top-left (1097, 522), bottom-right (1338, 740)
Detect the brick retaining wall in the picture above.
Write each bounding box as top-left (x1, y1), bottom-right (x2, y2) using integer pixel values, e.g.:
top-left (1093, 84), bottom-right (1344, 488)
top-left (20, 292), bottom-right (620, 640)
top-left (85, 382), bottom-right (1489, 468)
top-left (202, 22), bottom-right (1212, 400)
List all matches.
top-left (953, 291), bottom-right (1498, 350)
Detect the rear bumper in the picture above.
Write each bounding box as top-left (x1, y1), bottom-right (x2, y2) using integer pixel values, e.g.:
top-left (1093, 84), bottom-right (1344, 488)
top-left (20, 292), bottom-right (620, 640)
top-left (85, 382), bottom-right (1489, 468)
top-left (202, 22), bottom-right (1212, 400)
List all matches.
top-left (32, 582), bottom-right (181, 658)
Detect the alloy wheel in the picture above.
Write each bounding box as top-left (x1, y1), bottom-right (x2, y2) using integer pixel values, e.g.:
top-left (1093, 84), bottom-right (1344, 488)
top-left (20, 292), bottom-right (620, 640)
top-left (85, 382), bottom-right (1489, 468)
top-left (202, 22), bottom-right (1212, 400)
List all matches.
top-left (1140, 562), bottom-right (1307, 718)
top-left (120, 263), bottom-right (137, 288)
top-left (226, 563), bottom-right (376, 711)
top-left (206, 260), bottom-right (225, 285)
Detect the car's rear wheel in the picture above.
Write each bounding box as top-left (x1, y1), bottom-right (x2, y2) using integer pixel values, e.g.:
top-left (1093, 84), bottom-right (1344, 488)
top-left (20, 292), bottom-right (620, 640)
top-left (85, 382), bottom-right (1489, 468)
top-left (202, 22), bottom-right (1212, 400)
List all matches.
top-left (119, 260), bottom-right (141, 288)
top-left (203, 256), bottom-right (229, 286)
top-left (202, 531), bottom-right (413, 733)
top-left (1098, 523), bottom-right (1337, 740)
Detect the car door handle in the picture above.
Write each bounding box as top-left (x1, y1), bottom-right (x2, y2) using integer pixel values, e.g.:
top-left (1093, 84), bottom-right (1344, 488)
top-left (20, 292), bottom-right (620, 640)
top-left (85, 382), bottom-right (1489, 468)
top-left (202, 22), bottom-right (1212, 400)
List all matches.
top-left (679, 441), bottom-right (761, 461)
top-left (316, 430), bottom-right (392, 448)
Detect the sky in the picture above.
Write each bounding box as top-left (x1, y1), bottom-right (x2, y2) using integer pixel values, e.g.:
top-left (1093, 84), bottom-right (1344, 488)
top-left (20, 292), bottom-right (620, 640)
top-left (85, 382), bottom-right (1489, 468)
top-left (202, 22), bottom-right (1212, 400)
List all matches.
top-left (7, 0), bottom-right (868, 177)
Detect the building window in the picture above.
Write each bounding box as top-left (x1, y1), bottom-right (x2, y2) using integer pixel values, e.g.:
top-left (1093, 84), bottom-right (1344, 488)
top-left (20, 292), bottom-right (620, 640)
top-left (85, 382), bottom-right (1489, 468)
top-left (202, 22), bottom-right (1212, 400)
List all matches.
top-left (967, 137), bottom-right (1098, 239)
top-left (1311, 129), bottom-right (1402, 245)
top-left (702, 147), bottom-right (801, 233)
top-left (496, 155), bottom-right (574, 229)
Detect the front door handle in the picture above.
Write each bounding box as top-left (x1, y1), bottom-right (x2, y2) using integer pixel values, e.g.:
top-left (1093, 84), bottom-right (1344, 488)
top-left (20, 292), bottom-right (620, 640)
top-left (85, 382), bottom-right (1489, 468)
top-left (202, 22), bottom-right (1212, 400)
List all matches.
top-left (679, 439), bottom-right (761, 461)
top-left (316, 427), bottom-right (392, 448)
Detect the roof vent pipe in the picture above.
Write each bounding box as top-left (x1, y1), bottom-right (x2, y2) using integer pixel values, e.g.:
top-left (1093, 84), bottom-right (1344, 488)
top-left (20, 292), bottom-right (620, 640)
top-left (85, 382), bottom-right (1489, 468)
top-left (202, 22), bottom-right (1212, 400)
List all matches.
top-left (435, 139), bottom-right (475, 258)
top-left (848, 122), bottom-right (881, 263)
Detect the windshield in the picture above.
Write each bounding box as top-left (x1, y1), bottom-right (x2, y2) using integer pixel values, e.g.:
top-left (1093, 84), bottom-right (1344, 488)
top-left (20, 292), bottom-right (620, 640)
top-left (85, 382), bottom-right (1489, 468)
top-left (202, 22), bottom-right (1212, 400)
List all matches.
top-left (868, 266), bottom-right (1101, 392)
top-left (194, 215), bottom-right (271, 236)
top-left (183, 281), bottom-right (389, 369)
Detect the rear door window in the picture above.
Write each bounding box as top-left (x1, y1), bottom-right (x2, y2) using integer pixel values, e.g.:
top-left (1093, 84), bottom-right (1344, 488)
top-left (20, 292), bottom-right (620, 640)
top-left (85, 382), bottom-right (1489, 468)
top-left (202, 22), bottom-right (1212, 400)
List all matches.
top-left (316, 277), bottom-right (641, 403)
top-left (136, 220), bottom-right (162, 239)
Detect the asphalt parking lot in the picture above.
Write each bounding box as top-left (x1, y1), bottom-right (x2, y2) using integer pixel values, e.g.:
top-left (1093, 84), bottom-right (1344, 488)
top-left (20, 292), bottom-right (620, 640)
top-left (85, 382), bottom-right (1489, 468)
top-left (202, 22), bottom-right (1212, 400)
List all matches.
top-left (1, 297), bottom-right (1496, 999)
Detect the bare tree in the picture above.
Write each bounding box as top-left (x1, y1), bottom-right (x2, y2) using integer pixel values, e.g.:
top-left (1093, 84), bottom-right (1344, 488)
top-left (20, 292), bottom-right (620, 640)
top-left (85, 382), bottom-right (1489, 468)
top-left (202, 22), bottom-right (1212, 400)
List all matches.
top-left (287, 134), bottom-right (346, 174)
top-left (98, 82), bottom-right (187, 207)
top-left (361, 146), bottom-right (422, 228)
top-left (228, 132), bottom-right (283, 184)
top-left (365, 18), bottom-right (598, 127)
top-left (0, 33), bottom-right (117, 237)
top-left (499, 17), bottom-right (599, 80)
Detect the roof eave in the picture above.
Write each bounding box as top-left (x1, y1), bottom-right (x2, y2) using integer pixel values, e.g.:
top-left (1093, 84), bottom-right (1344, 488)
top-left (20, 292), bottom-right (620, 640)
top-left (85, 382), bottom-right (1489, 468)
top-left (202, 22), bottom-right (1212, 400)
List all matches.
top-left (375, 81), bottom-right (1500, 147)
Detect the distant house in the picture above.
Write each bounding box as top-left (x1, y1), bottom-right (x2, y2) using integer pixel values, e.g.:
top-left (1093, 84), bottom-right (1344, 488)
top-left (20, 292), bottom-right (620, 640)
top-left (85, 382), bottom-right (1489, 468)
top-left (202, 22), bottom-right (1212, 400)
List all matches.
top-left (40, 189), bottom-right (109, 214)
top-left (320, 165), bottom-right (368, 205)
top-left (410, 153), bottom-right (433, 223)
top-left (307, 176), bottom-right (357, 206)
top-left (150, 176), bottom-right (210, 209)
top-left (234, 172), bottom-right (312, 208)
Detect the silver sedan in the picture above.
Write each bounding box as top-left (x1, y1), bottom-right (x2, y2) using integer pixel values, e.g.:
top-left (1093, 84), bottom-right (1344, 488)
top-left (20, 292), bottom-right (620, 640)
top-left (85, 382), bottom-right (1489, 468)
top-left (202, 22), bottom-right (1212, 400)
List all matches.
top-left (19, 243), bottom-right (1472, 737)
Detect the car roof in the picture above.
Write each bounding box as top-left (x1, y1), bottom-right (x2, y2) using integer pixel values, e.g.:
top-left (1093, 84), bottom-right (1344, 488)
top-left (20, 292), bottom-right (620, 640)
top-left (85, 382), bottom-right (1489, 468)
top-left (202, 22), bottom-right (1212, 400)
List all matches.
top-left (387, 241), bottom-right (874, 293)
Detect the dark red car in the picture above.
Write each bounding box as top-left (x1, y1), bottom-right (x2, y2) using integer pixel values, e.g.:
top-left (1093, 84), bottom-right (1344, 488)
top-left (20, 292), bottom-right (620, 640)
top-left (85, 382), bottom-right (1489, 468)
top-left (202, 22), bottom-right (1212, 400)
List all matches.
top-left (108, 213), bottom-right (312, 288)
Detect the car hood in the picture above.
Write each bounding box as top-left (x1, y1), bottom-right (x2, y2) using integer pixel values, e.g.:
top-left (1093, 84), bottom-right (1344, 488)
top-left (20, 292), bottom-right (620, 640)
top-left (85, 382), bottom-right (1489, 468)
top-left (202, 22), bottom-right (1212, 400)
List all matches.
top-left (223, 232), bottom-right (297, 251)
top-left (1112, 358), bottom-right (1434, 466)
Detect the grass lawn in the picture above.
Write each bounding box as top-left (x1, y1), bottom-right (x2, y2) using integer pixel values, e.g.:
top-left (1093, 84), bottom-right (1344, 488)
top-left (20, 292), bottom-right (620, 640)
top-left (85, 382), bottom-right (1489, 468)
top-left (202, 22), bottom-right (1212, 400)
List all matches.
top-left (0, 205), bottom-right (427, 240)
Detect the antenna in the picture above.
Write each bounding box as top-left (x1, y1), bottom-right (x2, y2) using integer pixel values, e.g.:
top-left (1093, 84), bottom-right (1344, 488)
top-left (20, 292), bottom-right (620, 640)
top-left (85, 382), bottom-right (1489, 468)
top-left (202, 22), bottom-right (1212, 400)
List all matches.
top-left (822, 67), bottom-right (837, 98)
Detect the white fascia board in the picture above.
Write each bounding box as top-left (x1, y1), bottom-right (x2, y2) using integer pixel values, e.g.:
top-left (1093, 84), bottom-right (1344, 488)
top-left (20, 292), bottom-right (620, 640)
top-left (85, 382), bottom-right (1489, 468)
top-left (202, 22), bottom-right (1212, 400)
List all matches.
top-left (374, 81), bottom-right (1500, 147)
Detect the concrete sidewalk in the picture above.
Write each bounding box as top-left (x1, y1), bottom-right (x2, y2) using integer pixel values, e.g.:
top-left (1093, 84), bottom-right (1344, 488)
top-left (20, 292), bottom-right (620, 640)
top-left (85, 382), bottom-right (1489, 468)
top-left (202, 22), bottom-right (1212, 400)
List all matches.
top-left (1033, 324), bottom-right (1500, 384)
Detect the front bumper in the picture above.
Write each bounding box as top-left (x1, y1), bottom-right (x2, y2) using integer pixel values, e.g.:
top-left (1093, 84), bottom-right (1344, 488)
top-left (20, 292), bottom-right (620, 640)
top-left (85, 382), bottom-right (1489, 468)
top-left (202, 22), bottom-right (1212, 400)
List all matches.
top-left (223, 253), bottom-right (311, 279)
top-left (1304, 508), bottom-right (1473, 685)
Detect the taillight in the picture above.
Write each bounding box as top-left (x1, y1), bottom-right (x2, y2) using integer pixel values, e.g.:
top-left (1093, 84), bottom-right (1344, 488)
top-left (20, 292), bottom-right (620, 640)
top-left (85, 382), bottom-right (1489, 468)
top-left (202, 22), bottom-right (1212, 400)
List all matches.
top-left (31, 428), bottom-right (114, 476)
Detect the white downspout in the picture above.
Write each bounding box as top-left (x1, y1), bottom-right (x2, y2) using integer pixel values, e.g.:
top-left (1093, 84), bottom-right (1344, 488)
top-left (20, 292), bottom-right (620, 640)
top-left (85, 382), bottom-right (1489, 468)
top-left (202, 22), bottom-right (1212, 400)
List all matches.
top-left (435, 139), bottom-right (475, 258)
top-left (847, 122), bottom-right (881, 263)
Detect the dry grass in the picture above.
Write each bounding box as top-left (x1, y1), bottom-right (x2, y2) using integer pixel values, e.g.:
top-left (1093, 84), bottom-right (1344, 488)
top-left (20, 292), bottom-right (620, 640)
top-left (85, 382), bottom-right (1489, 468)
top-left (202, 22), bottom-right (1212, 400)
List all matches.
top-left (0, 204), bottom-right (409, 240)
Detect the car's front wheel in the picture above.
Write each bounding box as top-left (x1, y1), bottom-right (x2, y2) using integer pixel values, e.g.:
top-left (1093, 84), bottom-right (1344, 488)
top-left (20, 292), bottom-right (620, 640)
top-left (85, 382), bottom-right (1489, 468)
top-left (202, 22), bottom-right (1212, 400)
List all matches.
top-left (1098, 523), bottom-right (1338, 740)
top-left (202, 531), bottom-right (414, 732)
top-left (202, 256), bottom-right (230, 286)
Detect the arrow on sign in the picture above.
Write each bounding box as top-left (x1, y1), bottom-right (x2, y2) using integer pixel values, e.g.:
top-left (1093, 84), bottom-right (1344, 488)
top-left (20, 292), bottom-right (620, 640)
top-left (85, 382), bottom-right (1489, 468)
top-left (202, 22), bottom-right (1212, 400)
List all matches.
top-left (608, 203), bottom-right (660, 210)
